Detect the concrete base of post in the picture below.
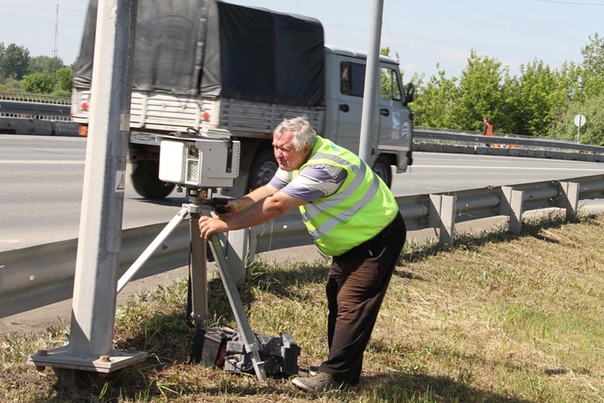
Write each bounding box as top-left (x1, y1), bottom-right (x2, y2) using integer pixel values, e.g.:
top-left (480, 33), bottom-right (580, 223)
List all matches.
top-left (27, 346), bottom-right (147, 389)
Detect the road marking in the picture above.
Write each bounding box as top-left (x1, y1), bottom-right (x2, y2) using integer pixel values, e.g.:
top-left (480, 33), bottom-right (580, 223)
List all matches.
top-left (0, 160), bottom-right (84, 164)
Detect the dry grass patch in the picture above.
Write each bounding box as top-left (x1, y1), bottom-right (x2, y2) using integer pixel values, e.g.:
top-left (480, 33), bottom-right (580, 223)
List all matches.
top-left (2, 214), bottom-right (604, 402)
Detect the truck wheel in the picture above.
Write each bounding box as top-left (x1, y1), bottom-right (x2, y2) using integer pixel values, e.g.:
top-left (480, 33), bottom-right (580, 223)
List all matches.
top-left (372, 155), bottom-right (392, 188)
top-left (131, 160), bottom-right (175, 199)
top-left (247, 148), bottom-right (278, 190)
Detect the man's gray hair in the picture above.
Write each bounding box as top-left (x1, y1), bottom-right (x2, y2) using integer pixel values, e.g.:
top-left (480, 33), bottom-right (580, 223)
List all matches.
top-left (274, 116), bottom-right (317, 151)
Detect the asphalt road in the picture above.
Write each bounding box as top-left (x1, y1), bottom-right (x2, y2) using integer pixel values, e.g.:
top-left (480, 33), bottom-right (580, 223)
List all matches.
top-left (2, 133), bottom-right (603, 251)
top-left (1, 133), bottom-right (603, 336)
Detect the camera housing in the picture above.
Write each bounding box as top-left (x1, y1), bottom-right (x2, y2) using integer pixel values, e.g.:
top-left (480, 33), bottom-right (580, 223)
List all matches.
top-left (157, 134), bottom-right (241, 188)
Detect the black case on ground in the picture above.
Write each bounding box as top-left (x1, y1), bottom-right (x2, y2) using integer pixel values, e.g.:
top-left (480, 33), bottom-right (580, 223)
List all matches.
top-left (190, 327), bottom-right (300, 378)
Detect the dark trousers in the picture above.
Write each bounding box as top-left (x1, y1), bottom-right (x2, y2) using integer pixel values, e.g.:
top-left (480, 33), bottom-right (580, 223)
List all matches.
top-left (318, 212), bottom-right (406, 385)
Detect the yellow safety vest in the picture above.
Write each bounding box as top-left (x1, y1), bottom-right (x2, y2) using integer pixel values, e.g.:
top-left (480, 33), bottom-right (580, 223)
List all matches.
top-left (294, 136), bottom-right (398, 256)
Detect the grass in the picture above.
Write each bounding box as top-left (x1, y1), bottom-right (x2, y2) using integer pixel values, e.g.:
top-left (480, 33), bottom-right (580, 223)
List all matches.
top-left (2, 213), bottom-right (604, 402)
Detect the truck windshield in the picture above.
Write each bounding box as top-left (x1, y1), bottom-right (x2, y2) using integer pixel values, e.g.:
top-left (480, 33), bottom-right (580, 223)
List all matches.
top-left (380, 67), bottom-right (402, 101)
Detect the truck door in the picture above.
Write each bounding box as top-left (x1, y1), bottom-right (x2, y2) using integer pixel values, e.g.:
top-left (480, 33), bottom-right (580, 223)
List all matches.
top-left (330, 59), bottom-right (376, 154)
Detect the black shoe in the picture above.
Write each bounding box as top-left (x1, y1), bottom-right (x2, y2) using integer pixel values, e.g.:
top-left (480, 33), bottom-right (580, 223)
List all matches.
top-left (292, 372), bottom-right (340, 392)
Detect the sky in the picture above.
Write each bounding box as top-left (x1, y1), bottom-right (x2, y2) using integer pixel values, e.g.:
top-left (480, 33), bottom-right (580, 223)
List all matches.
top-left (1, 0), bottom-right (603, 80)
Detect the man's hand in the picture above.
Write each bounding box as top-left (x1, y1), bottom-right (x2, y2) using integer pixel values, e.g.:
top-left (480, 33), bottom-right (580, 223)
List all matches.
top-left (224, 199), bottom-right (239, 214)
top-left (198, 216), bottom-right (229, 239)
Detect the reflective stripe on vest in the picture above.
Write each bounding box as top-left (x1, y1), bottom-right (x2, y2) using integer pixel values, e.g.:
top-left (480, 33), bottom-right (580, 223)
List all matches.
top-left (302, 160), bottom-right (379, 239)
top-left (295, 136), bottom-right (398, 256)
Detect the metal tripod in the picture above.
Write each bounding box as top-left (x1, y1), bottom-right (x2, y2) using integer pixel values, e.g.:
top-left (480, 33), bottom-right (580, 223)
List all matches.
top-left (117, 189), bottom-right (267, 382)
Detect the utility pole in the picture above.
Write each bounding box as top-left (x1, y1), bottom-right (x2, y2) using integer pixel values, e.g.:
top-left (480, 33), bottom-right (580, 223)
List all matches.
top-left (358, 0), bottom-right (384, 164)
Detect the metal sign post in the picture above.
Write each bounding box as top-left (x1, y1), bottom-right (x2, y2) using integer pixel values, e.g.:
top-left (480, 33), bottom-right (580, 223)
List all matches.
top-left (574, 114), bottom-right (586, 143)
top-left (28, 0), bottom-right (146, 387)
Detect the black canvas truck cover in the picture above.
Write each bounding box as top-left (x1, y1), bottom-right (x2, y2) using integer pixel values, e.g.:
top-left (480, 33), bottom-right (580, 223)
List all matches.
top-left (73, 0), bottom-right (325, 107)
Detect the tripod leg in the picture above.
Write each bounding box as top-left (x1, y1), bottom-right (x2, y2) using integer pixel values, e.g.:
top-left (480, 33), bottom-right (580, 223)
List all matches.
top-left (188, 214), bottom-right (208, 324)
top-left (117, 205), bottom-right (189, 293)
top-left (207, 233), bottom-right (267, 382)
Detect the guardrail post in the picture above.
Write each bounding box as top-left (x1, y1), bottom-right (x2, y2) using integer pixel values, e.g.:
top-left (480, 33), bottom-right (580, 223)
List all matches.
top-left (559, 181), bottom-right (580, 222)
top-left (504, 189), bottom-right (524, 235)
top-left (440, 195), bottom-right (457, 247)
top-left (430, 194), bottom-right (456, 247)
top-left (500, 187), bottom-right (512, 217)
top-left (428, 194), bottom-right (442, 229)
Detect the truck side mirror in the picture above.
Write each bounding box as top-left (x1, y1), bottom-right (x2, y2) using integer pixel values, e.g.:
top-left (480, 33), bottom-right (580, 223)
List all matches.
top-left (404, 82), bottom-right (415, 105)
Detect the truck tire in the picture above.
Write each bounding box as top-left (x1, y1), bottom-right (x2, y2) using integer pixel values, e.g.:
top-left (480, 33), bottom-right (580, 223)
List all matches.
top-left (131, 160), bottom-right (175, 199)
top-left (247, 148), bottom-right (278, 190)
top-left (372, 155), bottom-right (392, 188)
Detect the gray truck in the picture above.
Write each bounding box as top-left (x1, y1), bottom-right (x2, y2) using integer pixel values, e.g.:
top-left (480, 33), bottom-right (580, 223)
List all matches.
top-left (71, 0), bottom-right (415, 199)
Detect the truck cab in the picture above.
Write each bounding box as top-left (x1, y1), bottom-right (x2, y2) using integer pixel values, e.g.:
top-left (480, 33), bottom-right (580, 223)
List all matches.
top-left (322, 45), bottom-right (414, 187)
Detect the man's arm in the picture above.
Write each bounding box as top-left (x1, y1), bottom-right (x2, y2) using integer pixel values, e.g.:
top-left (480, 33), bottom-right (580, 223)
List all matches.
top-left (226, 183), bottom-right (279, 213)
top-left (198, 190), bottom-right (308, 238)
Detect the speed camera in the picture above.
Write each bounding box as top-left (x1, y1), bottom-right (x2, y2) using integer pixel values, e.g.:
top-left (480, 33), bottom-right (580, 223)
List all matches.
top-left (157, 134), bottom-right (240, 189)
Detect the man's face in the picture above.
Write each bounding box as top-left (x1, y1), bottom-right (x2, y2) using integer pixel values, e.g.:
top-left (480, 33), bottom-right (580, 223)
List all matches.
top-left (272, 130), bottom-right (310, 171)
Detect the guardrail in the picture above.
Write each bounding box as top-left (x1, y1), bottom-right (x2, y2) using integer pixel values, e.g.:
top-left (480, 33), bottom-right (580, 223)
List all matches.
top-left (0, 92), bottom-right (71, 121)
top-left (1, 173), bottom-right (603, 318)
top-left (414, 128), bottom-right (604, 163)
top-left (2, 94), bottom-right (604, 163)
top-left (0, 93), bottom-right (76, 135)
top-left (0, 92), bottom-right (71, 105)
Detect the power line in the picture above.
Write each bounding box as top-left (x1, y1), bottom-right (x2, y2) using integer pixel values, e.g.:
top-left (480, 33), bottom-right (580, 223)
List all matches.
top-left (536, 0), bottom-right (604, 5)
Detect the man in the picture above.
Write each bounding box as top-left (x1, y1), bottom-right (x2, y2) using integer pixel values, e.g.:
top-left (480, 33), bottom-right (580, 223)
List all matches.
top-left (483, 116), bottom-right (494, 147)
top-left (198, 116), bottom-right (406, 392)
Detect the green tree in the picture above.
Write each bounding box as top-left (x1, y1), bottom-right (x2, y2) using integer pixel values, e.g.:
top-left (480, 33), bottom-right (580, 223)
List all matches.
top-left (579, 33), bottom-right (604, 97)
top-left (453, 50), bottom-right (505, 131)
top-left (557, 61), bottom-right (584, 102)
top-left (0, 77), bottom-right (23, 93)
top-left (510, 60), bottom-right (568, 136)
top-left (576, 95), bottom-right (604, 146)
top-left (54, 66), bottom-right (74, 96)
top-left (0, 43), bottom-right (30, 80)
top-left (550, 95), bottom-right (604, 146)
top-left (412, 66), bottom-right (460, 129)
top-left (22, 72), bottom-right (54, 94)
top-left (29, 55), bottom-right (64, 76)
top-left (494, 74), bottom-right (522, 134)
